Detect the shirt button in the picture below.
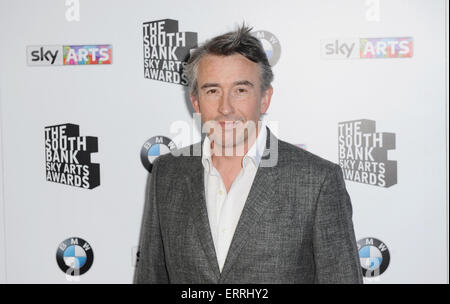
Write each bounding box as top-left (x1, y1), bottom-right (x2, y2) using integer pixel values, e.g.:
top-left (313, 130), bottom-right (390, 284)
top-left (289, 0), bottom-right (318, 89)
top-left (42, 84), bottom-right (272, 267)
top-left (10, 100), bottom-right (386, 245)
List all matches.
top-left (218, 190), bottom-right (223, 195)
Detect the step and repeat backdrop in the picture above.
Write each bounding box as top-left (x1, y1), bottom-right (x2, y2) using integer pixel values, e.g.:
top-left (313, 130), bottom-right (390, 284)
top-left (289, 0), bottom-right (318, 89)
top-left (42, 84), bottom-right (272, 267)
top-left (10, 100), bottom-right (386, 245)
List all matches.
top-left (0, 0), bottom-right (448, 283)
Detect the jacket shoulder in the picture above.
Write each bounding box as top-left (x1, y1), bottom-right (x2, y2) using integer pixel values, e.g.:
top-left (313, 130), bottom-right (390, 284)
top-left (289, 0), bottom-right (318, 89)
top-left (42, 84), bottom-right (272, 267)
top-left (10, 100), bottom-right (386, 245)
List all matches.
top-left (151, 142), bottom-right (201, 172)
top-left (277, 140), bottom-right (339, 174)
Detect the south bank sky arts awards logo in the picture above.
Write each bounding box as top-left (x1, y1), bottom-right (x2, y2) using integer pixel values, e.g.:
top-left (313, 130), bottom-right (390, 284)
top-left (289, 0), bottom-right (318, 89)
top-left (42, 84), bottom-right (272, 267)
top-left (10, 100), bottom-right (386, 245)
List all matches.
top-left (143, 19), bottom-right (198, 85)
top-left (357, 237), bottom-right (390, 278)
top-left (56, 237), bottom-right (94, 276)
top-left (338, 119), bottom-right (397, 187)
top-left (45, 123), bottom-right (100, 189)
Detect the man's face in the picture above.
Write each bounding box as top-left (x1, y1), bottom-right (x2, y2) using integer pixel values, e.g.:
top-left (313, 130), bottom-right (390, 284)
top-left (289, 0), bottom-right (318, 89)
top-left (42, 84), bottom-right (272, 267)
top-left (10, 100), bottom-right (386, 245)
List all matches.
top-left (190, 53), bottom-right (272, 152)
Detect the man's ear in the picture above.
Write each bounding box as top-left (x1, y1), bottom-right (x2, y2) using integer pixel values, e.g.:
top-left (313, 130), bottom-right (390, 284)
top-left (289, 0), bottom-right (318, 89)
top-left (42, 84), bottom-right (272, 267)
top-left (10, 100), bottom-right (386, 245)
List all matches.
top-left (260, 86), bottom-right (273, 115)
top-left (190, 93), bottom-right (200, 113)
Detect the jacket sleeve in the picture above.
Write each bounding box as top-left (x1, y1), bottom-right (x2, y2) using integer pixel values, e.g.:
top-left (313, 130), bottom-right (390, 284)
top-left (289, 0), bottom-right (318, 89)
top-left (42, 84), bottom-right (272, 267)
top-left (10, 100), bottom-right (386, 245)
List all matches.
top-left (312, 164), bottom-right (363, 284)
top-left (134, 157), bottom-right (169, 283)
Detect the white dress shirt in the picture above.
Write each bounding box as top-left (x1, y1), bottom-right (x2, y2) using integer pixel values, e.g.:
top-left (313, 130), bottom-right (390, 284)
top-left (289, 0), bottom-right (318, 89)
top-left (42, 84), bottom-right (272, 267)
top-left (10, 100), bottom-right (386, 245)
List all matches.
top-left (201, 123), bottom-right (267, 272)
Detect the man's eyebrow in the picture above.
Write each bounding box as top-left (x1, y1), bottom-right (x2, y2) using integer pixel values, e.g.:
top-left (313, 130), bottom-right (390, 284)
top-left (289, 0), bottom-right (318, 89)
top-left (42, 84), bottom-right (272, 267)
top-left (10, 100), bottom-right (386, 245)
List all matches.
top-left (199, 80), bottom-right (254, 90)
top-left (200, 83), bottom-right (220, 90)
top-left (233, 80), bottom-right (254, 87)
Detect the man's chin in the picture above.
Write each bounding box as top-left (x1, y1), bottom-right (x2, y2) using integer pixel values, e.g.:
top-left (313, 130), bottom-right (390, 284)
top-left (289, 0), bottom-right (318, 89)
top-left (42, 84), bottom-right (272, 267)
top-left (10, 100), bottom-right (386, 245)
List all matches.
top-left (210, 135), bottom-right (247, 156)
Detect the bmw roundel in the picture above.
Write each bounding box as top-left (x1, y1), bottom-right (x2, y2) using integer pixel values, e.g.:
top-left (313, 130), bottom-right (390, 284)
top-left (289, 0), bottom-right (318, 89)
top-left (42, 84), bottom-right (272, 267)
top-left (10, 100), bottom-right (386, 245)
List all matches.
top-left (251, 30), bottom-right (281, 66)
top-left (56, 237), bottom-right (94, 276)
top-left (357, 237), bottom-right (390, 277)
top-left (140, 136), bottom-right (176, 172)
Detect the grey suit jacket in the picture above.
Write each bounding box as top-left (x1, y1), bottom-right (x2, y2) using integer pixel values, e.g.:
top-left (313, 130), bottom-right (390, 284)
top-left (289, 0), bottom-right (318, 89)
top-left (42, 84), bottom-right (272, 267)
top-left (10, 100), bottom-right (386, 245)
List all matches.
top-left (134, 128), bottom-right (363, 284)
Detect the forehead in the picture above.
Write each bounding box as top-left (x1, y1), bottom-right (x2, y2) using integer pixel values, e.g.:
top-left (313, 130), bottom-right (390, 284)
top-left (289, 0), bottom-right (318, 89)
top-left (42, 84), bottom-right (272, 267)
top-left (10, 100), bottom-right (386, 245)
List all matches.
top-left (196, 53), bottom-right (260, 85)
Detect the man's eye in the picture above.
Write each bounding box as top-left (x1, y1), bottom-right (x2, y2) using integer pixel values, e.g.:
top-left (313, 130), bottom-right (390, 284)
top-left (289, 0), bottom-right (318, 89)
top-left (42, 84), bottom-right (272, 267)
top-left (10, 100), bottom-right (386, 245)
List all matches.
top-left (206, 89), bottom-right (217, 94)
top-left (237, 88), bottom-right (247, 93)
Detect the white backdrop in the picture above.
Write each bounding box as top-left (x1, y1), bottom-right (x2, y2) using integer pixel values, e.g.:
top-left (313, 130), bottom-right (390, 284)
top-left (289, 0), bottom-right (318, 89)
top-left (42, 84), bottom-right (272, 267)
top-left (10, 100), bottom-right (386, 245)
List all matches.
top-left (0, 0), bottom-right (448, 283)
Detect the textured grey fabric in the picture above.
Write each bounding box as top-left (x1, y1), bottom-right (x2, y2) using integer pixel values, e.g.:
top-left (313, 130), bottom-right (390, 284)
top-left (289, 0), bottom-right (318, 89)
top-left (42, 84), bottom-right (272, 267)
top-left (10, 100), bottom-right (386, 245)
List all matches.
top-left (134, 128), bottom-right (363, 284)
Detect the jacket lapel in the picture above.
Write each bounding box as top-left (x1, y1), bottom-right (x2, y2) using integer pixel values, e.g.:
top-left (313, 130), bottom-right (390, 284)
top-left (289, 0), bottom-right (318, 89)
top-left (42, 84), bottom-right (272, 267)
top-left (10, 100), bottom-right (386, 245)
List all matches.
top-left (185, 129), bottom-right (279, 282)
top-left (219, 129), bottom-right (279, 281)
top-left (187, 157), bottom-right (221, 281)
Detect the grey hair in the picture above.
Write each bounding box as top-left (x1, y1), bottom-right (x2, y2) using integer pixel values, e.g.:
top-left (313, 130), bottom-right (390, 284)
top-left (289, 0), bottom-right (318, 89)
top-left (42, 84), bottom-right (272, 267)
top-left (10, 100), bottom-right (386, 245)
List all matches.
top-left (184, 24), bottom-right (274, 98)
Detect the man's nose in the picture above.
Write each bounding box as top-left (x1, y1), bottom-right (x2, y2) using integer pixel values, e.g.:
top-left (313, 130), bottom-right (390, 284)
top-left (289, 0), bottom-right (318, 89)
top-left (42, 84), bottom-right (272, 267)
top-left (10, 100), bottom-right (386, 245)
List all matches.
top-left (218, 92), bottom-right (234, 115)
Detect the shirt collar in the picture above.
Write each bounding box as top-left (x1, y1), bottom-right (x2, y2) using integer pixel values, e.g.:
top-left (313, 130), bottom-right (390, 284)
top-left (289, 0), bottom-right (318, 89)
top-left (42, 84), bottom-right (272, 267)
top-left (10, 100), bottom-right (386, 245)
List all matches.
top-left (201, 121), bottom-right (267, 172)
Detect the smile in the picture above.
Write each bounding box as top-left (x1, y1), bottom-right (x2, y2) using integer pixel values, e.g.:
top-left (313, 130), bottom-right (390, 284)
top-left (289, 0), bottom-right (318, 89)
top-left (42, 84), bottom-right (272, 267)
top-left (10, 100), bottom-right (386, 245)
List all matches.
top-left (218, 121), bottom-right (241, 129)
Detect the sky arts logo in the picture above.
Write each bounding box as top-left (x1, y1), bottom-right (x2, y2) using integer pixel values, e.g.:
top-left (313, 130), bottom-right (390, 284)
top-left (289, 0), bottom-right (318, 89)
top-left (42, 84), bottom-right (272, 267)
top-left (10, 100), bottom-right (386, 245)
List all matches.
top-left (27, 44), bottom-right (112, 66)
top-left (321, 37), bottom-right (413, 59)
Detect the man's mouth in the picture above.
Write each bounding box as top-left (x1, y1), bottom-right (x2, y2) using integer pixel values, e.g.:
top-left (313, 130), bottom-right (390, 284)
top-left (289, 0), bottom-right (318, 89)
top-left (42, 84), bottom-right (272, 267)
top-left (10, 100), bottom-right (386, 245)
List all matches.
top-left (218, 121), bottom-right (241, 129)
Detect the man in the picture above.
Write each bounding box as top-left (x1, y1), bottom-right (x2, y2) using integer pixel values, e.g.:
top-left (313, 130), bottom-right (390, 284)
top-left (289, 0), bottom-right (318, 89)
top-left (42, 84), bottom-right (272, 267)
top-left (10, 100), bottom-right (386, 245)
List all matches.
top-left (134, 25), bottom-right (363, 284)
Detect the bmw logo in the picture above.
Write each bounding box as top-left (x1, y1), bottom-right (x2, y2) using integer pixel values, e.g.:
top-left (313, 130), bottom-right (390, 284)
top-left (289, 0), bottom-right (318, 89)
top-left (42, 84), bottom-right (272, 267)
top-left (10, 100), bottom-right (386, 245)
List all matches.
top-left (56, 237), bottom-right (94, 276)
top-left (357, 237), bottom-right (390, 277)
top-left (140, 136), bottom-right (176, 172)
top-left (251, 30), bottom-right (281, 66)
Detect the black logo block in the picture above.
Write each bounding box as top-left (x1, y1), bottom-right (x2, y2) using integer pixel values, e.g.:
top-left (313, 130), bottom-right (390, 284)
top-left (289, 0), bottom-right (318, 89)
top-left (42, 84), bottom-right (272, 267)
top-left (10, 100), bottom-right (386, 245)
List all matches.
top-left (143, 19), bottom-right (198, 85)
top-left (45, 123), bottom-right (100, 189)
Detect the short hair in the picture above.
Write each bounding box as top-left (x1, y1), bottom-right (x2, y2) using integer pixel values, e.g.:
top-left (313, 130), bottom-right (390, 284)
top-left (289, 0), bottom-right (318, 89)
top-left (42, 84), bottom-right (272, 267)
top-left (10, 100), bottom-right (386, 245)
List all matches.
top-left (185, 24), bottom-right (274, 98)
